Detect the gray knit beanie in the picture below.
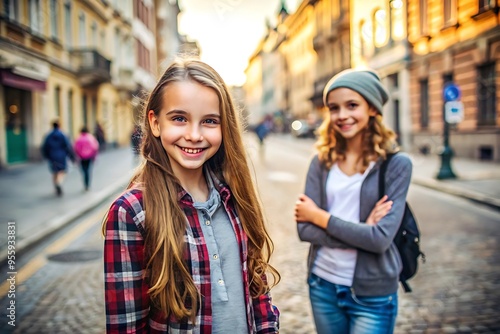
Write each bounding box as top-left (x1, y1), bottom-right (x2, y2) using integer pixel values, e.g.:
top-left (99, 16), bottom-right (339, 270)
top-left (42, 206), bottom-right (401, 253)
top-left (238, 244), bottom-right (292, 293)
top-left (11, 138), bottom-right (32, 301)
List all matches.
top-left (323, 69), bottom-right (389, 114)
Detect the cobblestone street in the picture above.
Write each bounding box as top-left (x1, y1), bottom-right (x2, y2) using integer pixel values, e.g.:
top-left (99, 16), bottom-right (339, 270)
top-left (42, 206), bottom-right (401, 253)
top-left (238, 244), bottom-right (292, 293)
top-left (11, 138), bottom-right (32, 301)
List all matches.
top-left (2, 136), bottom-right (499, 333)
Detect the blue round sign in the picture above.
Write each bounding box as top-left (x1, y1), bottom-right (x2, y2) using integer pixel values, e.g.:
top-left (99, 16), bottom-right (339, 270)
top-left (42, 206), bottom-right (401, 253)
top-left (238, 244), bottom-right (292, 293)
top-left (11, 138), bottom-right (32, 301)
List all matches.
top-left (443, 83), bottom-right (461, 102)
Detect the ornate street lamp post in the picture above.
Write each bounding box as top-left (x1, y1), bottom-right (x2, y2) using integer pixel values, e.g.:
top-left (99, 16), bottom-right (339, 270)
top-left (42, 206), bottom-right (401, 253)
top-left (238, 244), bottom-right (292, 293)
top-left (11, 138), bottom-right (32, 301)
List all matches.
top-left (437, 82), bottom-right (463, 179)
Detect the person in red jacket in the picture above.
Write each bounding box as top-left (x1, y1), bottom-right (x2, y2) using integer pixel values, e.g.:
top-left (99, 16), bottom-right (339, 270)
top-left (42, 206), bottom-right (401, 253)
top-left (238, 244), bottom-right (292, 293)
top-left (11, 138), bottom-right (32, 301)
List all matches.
top-left (73, 126), bottom-right (99, 191)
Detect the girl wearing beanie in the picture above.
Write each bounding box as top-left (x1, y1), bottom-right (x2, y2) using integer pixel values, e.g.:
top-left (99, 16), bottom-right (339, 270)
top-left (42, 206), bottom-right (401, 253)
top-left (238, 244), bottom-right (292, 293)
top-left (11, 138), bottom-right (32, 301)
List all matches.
top-left (294, 68), bottom-right (412, 333)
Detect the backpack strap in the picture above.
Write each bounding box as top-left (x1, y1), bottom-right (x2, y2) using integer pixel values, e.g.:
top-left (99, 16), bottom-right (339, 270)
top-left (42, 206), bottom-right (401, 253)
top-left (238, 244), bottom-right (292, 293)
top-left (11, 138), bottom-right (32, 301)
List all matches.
top-left (401, 280), bottom-right (412, 293)
top-left (378, 153), bottom-right (395, 199)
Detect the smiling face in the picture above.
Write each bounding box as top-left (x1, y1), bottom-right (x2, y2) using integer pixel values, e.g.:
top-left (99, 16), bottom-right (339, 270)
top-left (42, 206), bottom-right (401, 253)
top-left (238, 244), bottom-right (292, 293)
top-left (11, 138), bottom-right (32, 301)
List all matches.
top-left (148, 80), bottom-right (222, 181)
top-left (326, 87), bottom-right (377, 143)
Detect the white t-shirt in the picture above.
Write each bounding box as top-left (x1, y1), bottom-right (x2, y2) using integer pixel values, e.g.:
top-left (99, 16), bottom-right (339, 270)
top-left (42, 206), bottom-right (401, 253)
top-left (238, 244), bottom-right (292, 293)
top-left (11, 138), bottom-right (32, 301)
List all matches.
top-left (312, 161), bottom-right (374, 286)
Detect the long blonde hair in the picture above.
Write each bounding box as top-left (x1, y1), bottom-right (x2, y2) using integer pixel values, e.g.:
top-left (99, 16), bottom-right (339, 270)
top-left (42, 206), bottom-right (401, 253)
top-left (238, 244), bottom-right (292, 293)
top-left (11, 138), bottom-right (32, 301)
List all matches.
top-left (117, 58), bottom-right (279, 321)
top-left (315, 109), bottom-right (399, 171)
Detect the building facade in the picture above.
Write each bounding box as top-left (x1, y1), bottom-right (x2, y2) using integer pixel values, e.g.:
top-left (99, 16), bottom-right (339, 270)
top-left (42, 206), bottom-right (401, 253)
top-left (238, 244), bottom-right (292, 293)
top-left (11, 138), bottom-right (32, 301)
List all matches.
top-left (245, 0), bottom-right (349, 132)
top-left (351, 0), bottom-right (413, 150)
top-left (280, 1), bottom-right (317, 121)
top-left (244, 0), bottom-right (499, 161)
top-left (0, 0), bottom-right (186, 167)
top-left (244, 44), bottom-right (264, 127)
top-left (244, 4), bottom-right (289, 128)
top-left (408, 0), bottom-right (500, 161)
top-left (310, 0), bottom-right (351, 114)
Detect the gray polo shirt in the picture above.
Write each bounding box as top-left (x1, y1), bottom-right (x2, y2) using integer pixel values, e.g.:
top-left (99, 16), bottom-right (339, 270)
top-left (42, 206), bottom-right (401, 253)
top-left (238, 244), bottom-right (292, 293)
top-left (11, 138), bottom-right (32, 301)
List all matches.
top-left (193, 178), bottom-right (248, 333)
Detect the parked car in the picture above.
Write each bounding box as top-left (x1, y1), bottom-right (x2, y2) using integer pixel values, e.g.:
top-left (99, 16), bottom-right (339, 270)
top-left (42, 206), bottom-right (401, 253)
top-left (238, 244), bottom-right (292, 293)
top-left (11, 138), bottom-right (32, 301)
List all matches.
top-left (290, 119), bottom-right (319, 138)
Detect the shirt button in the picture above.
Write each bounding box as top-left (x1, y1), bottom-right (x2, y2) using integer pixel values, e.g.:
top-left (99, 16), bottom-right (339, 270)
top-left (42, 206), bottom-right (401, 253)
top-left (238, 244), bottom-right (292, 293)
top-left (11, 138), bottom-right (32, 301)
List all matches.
top-left (213, 254), bottom-right (218, 260)
top-left (205, 220), bottom-right (211, 226)
top-left (218, 279), bottom-right (224, 286)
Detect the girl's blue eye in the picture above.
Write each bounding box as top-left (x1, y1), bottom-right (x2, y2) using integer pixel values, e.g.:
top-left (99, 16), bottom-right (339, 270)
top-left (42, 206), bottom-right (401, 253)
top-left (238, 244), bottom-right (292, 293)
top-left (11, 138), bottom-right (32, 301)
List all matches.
top-left (204, 118), bottom-right (219, 125)
top-left (172, 116), bottom-right (186, 122)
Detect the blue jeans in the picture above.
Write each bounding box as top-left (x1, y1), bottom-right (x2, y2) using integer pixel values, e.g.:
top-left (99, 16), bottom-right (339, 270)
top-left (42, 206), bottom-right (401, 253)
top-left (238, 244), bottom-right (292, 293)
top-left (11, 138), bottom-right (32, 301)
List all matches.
top-left (308, 273), bottom-right (398, 334)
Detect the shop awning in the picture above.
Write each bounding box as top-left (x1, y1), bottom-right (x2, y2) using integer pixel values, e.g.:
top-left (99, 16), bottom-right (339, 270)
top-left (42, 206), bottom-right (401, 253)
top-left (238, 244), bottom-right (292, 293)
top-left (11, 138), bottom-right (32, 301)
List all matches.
top-left (0, 69), bottom-right (46, 91)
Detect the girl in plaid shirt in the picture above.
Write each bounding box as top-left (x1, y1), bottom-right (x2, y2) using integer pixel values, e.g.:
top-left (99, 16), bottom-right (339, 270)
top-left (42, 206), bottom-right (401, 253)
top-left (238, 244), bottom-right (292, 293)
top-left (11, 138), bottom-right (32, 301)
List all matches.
top-left (103, 58), bottom-right (280, 333)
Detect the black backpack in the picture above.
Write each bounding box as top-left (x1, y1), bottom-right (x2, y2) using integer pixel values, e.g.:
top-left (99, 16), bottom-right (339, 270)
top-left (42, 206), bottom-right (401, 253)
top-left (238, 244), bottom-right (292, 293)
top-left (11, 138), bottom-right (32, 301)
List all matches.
top-left (379, 154), bottom-right (426, 293)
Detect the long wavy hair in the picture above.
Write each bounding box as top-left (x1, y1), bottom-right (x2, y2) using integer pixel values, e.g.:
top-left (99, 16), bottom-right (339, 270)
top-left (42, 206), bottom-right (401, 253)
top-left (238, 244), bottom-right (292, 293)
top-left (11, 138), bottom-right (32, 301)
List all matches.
top-left (124, 58), bottom-right (279, 322)
top-left (315, 104), bottom-right (399, 172)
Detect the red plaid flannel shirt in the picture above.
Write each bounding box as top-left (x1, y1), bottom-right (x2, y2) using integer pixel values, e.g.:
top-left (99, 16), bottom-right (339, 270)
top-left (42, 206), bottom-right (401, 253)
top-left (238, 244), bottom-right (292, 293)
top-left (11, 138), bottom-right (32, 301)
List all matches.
top-left (104, 177), bottom-right (279, 333)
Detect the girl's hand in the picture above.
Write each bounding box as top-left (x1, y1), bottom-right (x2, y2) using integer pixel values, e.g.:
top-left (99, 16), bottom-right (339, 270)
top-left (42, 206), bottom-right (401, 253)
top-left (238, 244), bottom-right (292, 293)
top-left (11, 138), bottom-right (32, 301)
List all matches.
top-left (295, 194), bottom-right (330, 229)
top-left (366, 195), bottom-right (393, 225)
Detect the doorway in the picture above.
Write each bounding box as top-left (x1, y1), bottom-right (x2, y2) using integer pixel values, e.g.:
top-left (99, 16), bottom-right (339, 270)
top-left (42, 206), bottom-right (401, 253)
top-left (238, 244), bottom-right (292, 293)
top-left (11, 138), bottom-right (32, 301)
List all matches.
top-left (4, 86), bottom-right (29, 163)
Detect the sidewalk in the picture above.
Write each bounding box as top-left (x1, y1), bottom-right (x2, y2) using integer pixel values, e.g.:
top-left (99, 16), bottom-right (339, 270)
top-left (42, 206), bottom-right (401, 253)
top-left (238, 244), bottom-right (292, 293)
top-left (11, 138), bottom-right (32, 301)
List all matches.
top-left (1, 136), bottom-right (499, 264)
top-left (0, 147), bottom-right (138, 263)
top-left (408, 153), bottom-right (500, 210)
top-left (270, 134), bottom-right (500, 211)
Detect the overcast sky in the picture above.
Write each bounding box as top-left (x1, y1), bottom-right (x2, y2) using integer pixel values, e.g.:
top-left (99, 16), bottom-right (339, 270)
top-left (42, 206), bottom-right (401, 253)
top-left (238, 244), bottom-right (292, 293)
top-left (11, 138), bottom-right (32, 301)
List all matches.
top-left (178, 0), bottom-right (300, 86)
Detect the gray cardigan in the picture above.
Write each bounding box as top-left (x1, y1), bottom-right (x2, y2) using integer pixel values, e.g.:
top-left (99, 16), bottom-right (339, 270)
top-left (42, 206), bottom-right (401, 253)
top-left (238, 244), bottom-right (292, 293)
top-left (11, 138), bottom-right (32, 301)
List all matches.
top-left (297, 153), bottom-right (412, 296)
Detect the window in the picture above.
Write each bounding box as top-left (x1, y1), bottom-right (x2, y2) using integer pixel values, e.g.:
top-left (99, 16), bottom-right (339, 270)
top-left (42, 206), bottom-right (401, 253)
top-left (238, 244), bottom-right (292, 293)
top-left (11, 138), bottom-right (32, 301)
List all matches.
top-left (29, 0), bottom-right (41, 33)
top-left (64, 1), bottom-right (72, 47)
top-left (79, 12), bottom-right (86, 47)
top-left (419, 0), bottom-right (428, 36)
top-left (136, 40), bottom-right (151, 72)
top-left (389, 73), bottom-right (399, 90)
top-left (443, 0), bottom-right (457, 26)
top-left (420, 79), bottom-right (429, 128)
top-left (125, 37), bottom-right (134, 68)
top-left (91, 21), bottom-right (98, 47)
top-left (4, 0), bottom-right (20, 21)
top-left (50, 0), bottom-right (59, 39)
top-left (393, 99), bottom-right (401, 144)
top-left (115, 28), bottom-right (121, 65)
top-left (373, 9), bottom-right (388, 47)
top-left (479, 0), bottom-right (496, 11)
top-left (92, 97), bottom-right (97, 129)
top-left (100, 31), bottom-right (105, 47)
top-left (443, 73), bottom-right (453, 86)
top-left (68, 90), bottom-right (74, 138)
top-left (102, 100), bottom-right (108, 127)
top-left (477, 63), bottom-right (496, 126)
top-left (390, 0), bottom-right (405, 40)
top-left (54, 86), bottom-right (61, 118)
top-left (82, 95), bottom-right (88, 127)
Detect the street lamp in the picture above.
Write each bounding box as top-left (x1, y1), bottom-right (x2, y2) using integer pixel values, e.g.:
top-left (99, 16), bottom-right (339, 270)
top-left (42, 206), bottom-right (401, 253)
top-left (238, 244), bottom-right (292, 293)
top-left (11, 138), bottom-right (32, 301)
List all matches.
top-left (436, 113), bottom-right (457, 179)
top-left (437, 83), bottom-right (462, 180)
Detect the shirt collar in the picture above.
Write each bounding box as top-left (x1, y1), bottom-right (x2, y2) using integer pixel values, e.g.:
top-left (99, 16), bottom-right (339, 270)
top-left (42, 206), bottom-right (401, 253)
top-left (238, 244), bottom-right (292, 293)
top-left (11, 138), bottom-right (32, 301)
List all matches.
top-left (178, 168), bottom-right (231, 205)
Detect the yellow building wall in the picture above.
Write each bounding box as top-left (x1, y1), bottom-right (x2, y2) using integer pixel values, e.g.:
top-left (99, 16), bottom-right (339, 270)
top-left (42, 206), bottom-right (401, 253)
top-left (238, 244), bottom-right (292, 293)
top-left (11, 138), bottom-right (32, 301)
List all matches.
top-left (409, 0), bottom-right (499, 55)
top-left (408, 0), bottom-right (500, 159)
top-left (96, 84), bottom-right (133, 146)
top-left (243, 54), bottom-right (263, 125)
top-left (46, 67), bottom-right (82, 138)
top-left (408, 0), bottom-right (500, 131)
top-left (350, 0), bottom-right (389, 68)
top-left (282, 4), bottom-right (317, 119)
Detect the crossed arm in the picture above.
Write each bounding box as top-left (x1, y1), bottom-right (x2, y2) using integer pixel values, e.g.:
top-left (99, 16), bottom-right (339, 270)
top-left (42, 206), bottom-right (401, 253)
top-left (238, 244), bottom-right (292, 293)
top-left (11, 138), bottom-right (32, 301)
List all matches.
top-left (295, 155), bottom-right (411, 253)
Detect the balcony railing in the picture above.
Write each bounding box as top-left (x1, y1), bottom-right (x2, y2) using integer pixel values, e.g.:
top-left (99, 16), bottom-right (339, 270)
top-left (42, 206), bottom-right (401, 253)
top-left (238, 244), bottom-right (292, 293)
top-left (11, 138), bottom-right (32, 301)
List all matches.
top-left (71, 49), bottom-right (111, 87)
top-left (114, 67), bottom-right (137, 92)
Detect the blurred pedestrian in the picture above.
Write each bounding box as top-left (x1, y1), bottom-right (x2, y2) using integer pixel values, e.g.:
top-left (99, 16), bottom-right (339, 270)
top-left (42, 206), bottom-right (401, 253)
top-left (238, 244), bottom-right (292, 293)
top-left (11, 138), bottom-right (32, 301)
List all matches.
top-left (41, 120), bottom-right (75, 196)
top-left (73, 126), bottom-right (99, 191)
top-left (94, 122), bottom-right (106, 151)
top-left (130, 124), bottom-right (142, 160)
top-left (254, 114), bottom-right (273, 146)
top-left (103, 58), bottom-right (280, 333)
top-left (294, 69), bottom-right (412, 333)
